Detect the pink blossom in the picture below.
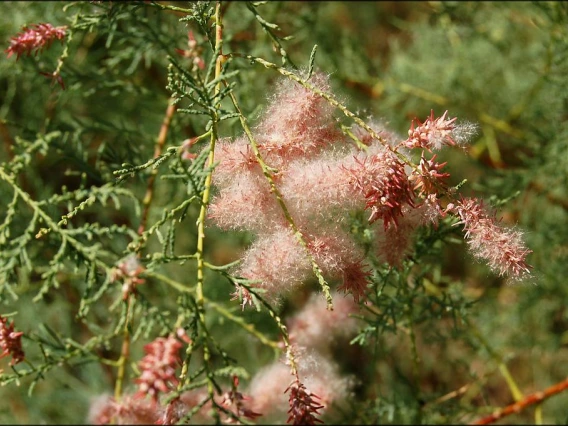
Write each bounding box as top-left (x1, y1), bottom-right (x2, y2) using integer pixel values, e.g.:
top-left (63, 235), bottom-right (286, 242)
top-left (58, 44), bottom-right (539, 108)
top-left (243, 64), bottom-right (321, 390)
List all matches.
top-left (219, 376), bottom-right (263, 422)
top-left (410, 152), bottom-right (450, 197)
top-left (175, 30), bottom-right (205, 71)
top-left (6, 23), bottom-right (67, 60)
top-left (375, 200), bottom-right (443, 267)
top-left (230, 283), bottom-right (255, 310)
top-left (134, 335), bottom-right (183, 403)
top-left (110, 254), bottom-right (145, 300)
top-left (337, 261), bottom-right (371, 303)
top-left (451, 198), bottom-right (532, 279)
top-left (404, 110), bottom-right (476, 151)
top-left (346, 150), bottom-right (414, 229)
top-left (286, 379), bottom-right (324, 425)
top-left (247, 348), bottom-right (353, 420)
top-left (0, 315), bottom-right (25, 366)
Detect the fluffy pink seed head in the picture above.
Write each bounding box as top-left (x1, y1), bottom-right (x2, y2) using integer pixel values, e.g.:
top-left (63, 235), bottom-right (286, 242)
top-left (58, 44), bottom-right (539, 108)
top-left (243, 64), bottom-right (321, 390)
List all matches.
top-left (306, 228), bottom-right (364, 276)
top-left (247, 362), bottom-right (291, 416)
top-left (297, 351), bottom-right (354, 414)
top-left (452, 198), bottom-right (532, 279)
top-left (212, 136), bottom-right (259, 187)
top-left (280, 154), bottom-right (363, 225)
top-left (89, 394), bottom-right (161, 425)
top-left (208, 173), bottom-right (283, 233)
top-left (87, 394), bottom-right (116, 425)
top-left (287, 292), bottom-right (360, 352)
top-left (255, 72), bottom-right (344, 165)
top-left (0, 315), bottom-right (25, 366)
top-left (236, 227), bottom-right (311, 303)
top-left (281, 148), bottom-right (415, 228)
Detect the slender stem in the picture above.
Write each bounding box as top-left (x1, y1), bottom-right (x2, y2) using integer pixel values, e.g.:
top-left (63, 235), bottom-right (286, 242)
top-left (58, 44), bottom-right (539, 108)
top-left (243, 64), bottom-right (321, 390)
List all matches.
top-left (470, 377), bottom-right (568, 425)
top-left (467, 318), bottom-right (524, 402)
top-left (114, 95), bottom-right (177, 405)
top-left (113, 297), bottom-right (133, 402)
top-left (207, 302), bottom-right (281, 350)
top-left (138, 99), bottom-right (177, 237)
top-left (187, 0), bottom-right (224, 414)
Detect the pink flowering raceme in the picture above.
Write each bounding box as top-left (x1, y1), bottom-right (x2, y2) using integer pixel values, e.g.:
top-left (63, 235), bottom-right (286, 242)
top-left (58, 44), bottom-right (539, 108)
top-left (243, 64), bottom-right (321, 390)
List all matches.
top-left (206, 71), bottom-right (531, 307)
top-left (5, 23), bottom-right (67, 60)
top-left (134, 334), bottom-right (183, 403)
top-left (0, 315), bottom-right (25, 366)
top-left (450, 198), bottom-right (532, 279)
top-left (404, 109), bottom-right (477, 151)
top-left (286, 380), bottom-right (324, 425)
top-left (346, 150), bottom-right (415, 228)
top-left (246, 347), bottom-right (353, 422)
top-left (255, 71), bottom-right (343, 167)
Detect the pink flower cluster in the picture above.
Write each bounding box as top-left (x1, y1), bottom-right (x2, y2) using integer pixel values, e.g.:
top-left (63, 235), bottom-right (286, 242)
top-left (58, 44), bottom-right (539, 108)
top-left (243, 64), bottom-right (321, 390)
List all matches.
top-left (207, 72), bottom-right (528, 306)
top-left (110, 254), bottom-right (146, 300)
top-left (88, 294), bottom-right (360, 424)
top-left (244, 292), bottom-right (358, 422)
top-left (206, 71), bottom-right (532, 302)
top-left (450, 198), bottom-right (532, 279)
top-left (134, 334), bottom-right (183, 403)
top-left (175, 30), bottom-right (205, 72)
top-left (0, 315), bottom-right (25, 366)
top-left (285, 380), bottom-right (324, 425)
top-left (89, 376), bottom-right (261, 424)
top-left (5, 23), bottom-right (67, 60)
top-left (404, 109), bottom-right (477, 151)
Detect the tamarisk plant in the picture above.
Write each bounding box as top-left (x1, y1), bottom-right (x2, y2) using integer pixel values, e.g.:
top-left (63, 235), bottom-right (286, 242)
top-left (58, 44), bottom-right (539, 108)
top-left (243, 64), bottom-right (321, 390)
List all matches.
top-left (208, 70), bottom-right (530, 311)
top-left (2, 1), bottom-right (563, 425)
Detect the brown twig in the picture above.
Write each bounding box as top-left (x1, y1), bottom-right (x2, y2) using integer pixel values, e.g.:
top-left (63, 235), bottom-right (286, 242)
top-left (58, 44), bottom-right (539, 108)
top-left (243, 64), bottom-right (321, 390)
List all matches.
top-left (470, 377), bottom-right (568, 425)
top-left (137, 99), bottom-right (177, 236)
top-left (113, 99), bottom-right (177, 404)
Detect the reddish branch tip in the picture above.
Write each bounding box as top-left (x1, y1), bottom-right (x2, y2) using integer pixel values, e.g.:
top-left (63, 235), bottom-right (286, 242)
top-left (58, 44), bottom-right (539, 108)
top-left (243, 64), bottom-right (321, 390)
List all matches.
top-left (404, 110), bottom-right (477, 151)
top-left (5, 23), bottom-right (67, 60)
top-left (0, 315), bottom-right (25, 366)
top-left (285, 380), bottom-right (324, 425)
